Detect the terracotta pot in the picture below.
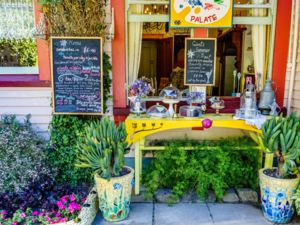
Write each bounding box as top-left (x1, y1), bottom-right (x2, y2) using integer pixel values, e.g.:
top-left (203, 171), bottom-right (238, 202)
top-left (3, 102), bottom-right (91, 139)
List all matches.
top-left (259, 168), bottom-right (300, 223)
top-left (94, 166), bottom-right (134, 222)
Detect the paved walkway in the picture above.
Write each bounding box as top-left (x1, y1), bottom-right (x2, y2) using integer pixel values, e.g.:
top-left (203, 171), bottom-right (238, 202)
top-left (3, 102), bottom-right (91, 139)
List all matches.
top-left (92, 203), bottom-right (300, 225)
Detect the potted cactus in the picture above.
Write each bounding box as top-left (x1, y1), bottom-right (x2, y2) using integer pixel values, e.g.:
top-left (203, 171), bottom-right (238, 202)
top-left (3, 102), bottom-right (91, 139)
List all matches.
top-left (76, 117), bottom-right (134, 222)
top-left (255, 113), bottom-right (300, 223)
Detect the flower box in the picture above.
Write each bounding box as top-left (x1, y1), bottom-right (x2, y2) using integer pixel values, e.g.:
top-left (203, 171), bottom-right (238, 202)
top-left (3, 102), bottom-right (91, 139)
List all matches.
top-left (54, 187), bottom-right (97, 225)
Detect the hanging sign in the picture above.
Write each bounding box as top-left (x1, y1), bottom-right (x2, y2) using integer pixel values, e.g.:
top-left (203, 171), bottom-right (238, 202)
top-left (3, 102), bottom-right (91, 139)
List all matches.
top-left (50, 37), bottom-right (103, 115)
top-left (170, 0), bottom-right (233, 28)
top-left (184, 38), bottom-right (216, 86)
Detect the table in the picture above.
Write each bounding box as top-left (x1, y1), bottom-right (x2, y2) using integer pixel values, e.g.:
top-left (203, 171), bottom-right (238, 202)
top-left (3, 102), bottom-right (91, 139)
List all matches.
top-left (125, 114), bottom-right (271, 195)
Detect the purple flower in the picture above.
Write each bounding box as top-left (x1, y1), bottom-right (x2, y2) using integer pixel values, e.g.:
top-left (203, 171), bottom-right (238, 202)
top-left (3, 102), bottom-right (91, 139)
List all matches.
top-left (20, 213), bottom-right (26, 218)
top-left (32, 211), bottom-right (39, 216)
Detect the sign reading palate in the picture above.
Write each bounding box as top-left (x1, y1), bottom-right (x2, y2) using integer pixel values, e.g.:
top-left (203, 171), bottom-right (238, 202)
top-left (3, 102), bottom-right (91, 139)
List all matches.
top-left (51, 37), bottom-right (103, 114)
top-left (184, 38), bottom-right (216, 86)
top-left (170, 0), bottom-right (233, 28)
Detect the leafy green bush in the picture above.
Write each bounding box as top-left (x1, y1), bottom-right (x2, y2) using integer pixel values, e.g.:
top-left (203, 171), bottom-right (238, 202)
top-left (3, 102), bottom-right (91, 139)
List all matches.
top-left (0, 38), bottom-right (37, 66)
top-left (143, 137), bottom-right (260, 203)
top-left (0, 115), bottom-right (53, 193)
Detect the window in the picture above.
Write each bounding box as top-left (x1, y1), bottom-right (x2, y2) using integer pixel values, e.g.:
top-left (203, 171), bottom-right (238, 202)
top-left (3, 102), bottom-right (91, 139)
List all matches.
top-left (126, 0), bottom-right (277, 96)
top-left (0, 0), bottom-right (38, 74)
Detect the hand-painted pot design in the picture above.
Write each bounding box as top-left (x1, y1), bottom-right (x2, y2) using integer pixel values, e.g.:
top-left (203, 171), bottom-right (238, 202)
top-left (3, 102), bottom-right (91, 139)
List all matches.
top-left (259, 168), bottom-right (300, 223)
top-left (95, 166), bottom-right (134, 222)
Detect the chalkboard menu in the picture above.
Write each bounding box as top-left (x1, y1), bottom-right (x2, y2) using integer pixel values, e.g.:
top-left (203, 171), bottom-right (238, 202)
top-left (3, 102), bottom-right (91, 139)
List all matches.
top-left (184, 38), bottom-right (216, 86)
top-left (50, 37), bottom-right (103, 114)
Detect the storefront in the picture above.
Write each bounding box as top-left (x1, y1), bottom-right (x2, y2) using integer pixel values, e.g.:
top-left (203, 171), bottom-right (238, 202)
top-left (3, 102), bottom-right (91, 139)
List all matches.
top-left (0, 0), bottom-right (297, 135)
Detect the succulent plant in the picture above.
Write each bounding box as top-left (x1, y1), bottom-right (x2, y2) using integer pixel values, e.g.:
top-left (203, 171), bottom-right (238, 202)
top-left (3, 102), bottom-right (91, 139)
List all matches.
top-left (257, 113), bottom-right (300, 177)
top-left (76, 117), bottom-right (130, 179)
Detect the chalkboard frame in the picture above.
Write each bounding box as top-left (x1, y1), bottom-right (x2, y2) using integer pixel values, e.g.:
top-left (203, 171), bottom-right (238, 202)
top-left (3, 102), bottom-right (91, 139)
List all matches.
top-left (184, 38), bottom-right (217, 86)
top-left (50, 36), bottom-right (103, 115)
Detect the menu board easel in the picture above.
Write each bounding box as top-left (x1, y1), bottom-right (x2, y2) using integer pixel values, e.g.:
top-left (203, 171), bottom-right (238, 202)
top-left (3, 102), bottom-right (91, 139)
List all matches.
top-left (50, 37), bottom-right (103, 115)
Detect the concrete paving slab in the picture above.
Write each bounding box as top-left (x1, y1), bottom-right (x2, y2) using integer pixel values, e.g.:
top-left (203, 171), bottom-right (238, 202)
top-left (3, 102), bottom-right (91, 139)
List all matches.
top-left (154, 203), bottom-right (214, 225)
top-left (92, 203), bottom-right (153, 225)
top-left (208, 203), bottom-right (273, 225)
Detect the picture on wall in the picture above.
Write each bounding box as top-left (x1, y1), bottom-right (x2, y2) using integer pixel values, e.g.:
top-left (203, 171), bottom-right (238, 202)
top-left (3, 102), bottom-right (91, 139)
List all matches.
top-left (170, 0), bottom-right (233, 28)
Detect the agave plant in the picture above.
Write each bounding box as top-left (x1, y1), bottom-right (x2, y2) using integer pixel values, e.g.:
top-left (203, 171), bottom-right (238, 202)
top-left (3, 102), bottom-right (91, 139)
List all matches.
top-left (254, 113), bottom-right (300, 178)
top-left (76, 117), bottom-right (130, 179)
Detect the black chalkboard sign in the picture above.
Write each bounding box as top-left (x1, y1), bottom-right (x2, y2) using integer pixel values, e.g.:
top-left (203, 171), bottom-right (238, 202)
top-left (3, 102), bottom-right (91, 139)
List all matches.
top-left (184, 38), bottom-right (216, 86)
top-left (50, 37), bottom-right (103, 114)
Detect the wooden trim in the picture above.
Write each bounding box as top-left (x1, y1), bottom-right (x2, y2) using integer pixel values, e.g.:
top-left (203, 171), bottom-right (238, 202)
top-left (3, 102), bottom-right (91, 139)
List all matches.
top-left (0, 80), bottom-right (51, 87)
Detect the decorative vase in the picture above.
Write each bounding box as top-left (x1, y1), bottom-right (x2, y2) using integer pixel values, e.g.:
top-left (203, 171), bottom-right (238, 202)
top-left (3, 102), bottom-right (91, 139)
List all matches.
top-left (128, 96), bottom-right (146, 116)
top-left (259, 168), bottom-right (300, 223)
top-left (95, 166), bottom-right (134, 222)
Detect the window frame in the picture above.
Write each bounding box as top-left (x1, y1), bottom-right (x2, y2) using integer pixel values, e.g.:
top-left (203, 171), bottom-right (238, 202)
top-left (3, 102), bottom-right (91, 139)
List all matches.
top-left (0, 0), bottom-right (39, 77)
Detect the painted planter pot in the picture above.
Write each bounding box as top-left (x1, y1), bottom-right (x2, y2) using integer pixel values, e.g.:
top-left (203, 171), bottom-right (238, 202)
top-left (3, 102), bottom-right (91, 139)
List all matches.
top-left (259, 168), bottom-right (300, 223)
top-left (95, 166), bottom-right (134, 222)
top-left (54, 187), bottom-right (98, 225)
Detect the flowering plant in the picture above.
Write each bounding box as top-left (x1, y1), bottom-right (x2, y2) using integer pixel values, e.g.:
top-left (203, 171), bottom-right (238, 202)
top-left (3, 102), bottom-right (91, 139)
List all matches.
top-left (186, 91), bottom-right (204, 105)
top-left (128, 78), bottom-right (154, 98)
top-left (0, 194), bottom-right (86, 225)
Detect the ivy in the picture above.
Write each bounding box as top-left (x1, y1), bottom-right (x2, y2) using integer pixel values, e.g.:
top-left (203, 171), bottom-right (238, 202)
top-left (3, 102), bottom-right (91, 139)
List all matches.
top-left (143, 137), bottom-right (260, 203)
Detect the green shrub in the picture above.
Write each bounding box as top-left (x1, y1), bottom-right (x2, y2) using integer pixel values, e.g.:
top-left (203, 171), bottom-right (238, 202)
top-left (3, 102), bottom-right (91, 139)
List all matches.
top-left (143, 137), bottom-right (260, 203)
top-left (0, 38), bottom-right (37, 66)
top-left (0, 115), bottom-right (53, 193)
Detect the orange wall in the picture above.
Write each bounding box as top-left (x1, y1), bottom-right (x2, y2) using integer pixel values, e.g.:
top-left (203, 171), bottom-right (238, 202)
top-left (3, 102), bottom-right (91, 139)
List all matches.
top-left (34, 0), bottom-right (51, 81)
top-left (272, 0), bottom-right (292, 107)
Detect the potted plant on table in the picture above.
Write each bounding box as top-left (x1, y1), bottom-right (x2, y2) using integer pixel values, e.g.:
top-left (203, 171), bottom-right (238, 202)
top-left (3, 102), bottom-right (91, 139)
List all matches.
top-left (76, 117), bottom-right (134, 222)
top-left (257, 113), bottom-right (300, 223)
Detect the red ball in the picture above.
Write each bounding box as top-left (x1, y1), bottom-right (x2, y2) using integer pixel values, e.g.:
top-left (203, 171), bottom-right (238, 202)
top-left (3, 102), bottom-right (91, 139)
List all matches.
top-left (202, 118), bottom-right (213, 129)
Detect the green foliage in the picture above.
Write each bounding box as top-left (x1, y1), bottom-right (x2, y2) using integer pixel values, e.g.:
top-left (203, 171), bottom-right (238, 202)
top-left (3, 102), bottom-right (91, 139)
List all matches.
top-left (292, 184), bottom-right (300, 216)
top-left (48, 115), bottom-right (96, 185)
top-left (0, 39), bottom-right (37, 66)
top-left (0, 115), bottom-right (53, 193)
top-left (143, 137), bottom-right (260, 203)
top-left (76, 117), bottom-right (130, 179)
top-left (258, 113), bottom-right (300, 177)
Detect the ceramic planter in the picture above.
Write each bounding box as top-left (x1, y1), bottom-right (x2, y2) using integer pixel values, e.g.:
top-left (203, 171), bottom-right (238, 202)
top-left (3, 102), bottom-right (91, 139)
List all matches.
top-left (95, 166), bottom-right (134, 222)
top-left (259, 168), bottom-right (300, 223)
top-left (54, 187), bottom-right (98, 225)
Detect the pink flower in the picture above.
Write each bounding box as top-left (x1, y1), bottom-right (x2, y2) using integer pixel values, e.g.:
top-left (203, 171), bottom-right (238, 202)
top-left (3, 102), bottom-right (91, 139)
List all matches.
top-left (12, 222), bottom-right (18, 225)
top-left (81, 198), bottom-right (86, 203)
top-left (59, 217), bottom-right (67, 222)
top-left (55, 212), bottom-right (61, 218)
top-left (69, 194), bottom-right (76, 202)
top-left (32, 211), bottom-right (39, 216)
top-left (20, 213), bottom-right (26, 218)
top-left (45, 216), bottom-right (52, 221)
top-left (57, 201), bottom-right (66, 210)
top-left (0, 211), bottom-right (7, 215)
top-left (68, 202), bottom-right (81, 213)
top-left (60, 195), bottom-right (68, 203)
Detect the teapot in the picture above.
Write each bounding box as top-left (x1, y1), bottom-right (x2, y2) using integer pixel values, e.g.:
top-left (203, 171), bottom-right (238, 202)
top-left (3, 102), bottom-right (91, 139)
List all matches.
top-left (258, 79), bottom-right (276, 115)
